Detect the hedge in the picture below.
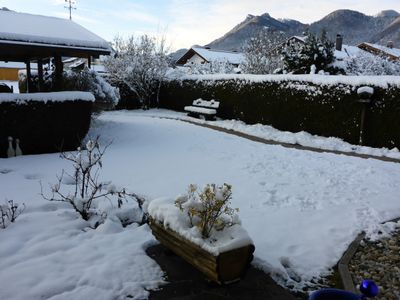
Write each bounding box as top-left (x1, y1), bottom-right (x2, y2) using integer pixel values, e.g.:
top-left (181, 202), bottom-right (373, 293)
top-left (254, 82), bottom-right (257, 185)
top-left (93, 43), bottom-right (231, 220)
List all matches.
top-left (159, 75), bottom-right (400, 149)
top-left (0, 92), bottom-right (94, 157)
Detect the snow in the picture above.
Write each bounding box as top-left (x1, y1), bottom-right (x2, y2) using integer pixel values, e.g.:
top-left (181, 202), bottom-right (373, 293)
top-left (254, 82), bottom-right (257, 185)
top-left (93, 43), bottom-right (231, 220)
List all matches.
top-left (334, 45), bottom-right (363, 60)
top-left (1, 110), bottom-right (400, 298)
top-left (357, 86), bottom-right (374, 95)
top-left (191, 47), bottom-right (244, 65)
top-left (124, 109), bottom-right (400, 160)
top-left (0, 80), bottom-right (19, 93)
top-left (148, 197), bottom-right (253, 256)
top-left (192, 99), bottom-right (220, 108)
top-left (184, 106), bottom-right (216, 115)
top-left (0, 10), bottom-right (110, 51)
top-left (362, 42), bottom-right (400, 58)
top-left (0, 91), bottom-right (95, 104)
top-left (171, 73), bottom-right (400, 88)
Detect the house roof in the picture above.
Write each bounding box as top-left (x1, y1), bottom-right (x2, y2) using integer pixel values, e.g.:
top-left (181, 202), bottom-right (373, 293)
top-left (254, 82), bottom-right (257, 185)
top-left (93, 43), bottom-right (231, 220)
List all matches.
top-left (176, 47), bottom-right (244, 65)
top-left (0, 9), bottom-right (111, 61)
top-left (334, 45), bottom-right (365, 60)
top-left (357, 42), bottom-right (400, 61)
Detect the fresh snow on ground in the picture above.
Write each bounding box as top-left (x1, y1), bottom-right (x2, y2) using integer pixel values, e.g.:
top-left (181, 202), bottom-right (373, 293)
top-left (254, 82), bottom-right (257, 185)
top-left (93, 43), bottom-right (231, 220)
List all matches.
top-left (1, 110), bottom-right (400, 299)
top-left (121, 109), bottom-right (400, 160)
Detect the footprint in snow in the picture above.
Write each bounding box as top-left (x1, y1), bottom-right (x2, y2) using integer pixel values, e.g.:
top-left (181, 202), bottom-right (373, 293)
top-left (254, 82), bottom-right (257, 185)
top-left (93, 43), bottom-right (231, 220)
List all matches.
top-left (0, 169), bottom-right (13, 174)
top-left (24, 174), bottom-right (43, 180)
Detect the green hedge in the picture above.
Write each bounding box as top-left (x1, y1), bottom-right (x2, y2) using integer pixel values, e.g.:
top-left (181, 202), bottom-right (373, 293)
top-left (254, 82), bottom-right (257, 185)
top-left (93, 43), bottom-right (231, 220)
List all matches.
top-left (160, 76), bottom-right (400, 149)
top-left (0, 95), bottom-right (93, 157)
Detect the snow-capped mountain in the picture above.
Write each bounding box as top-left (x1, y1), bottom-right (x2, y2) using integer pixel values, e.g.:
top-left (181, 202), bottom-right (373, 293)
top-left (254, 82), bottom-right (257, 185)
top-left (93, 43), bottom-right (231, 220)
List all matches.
top-left (206, 9), bottom-right (400, 51)
top-left (207, 13), bottom-right (307, 50)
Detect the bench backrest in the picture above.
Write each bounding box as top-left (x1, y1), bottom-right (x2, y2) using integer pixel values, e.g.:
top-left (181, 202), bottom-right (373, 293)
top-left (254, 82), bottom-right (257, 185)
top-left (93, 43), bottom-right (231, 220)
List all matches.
top-left (192, 99), bottom-right (220, 109)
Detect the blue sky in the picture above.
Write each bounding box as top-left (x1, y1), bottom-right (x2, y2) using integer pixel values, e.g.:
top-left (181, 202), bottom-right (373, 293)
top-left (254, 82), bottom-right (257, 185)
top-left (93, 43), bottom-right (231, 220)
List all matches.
top-left (1, 0), bottom-right (399, 50)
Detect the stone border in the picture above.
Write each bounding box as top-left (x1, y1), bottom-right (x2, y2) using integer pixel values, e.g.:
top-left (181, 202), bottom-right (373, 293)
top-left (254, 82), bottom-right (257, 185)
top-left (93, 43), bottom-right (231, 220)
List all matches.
top-left (338, 217), bottom-right (400, 293)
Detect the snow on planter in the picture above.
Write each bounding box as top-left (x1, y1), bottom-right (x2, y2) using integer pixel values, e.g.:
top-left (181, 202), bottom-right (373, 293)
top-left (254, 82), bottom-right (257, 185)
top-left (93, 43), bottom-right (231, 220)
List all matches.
top-left (148, 197), bottom-right (254, 256)
top-left (148, 192), bottom-right (255, 284)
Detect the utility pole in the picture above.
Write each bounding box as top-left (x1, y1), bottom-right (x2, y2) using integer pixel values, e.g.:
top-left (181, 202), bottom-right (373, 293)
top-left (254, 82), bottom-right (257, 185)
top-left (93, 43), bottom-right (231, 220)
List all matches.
top-left (64, 0), bottom-right (76, 20)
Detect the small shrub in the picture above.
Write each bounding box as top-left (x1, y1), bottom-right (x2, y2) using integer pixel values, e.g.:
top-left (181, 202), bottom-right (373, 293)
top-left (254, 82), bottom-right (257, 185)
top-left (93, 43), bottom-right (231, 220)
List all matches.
top-left (42, 136), bottom-right (145, 226)
top-left (175, 183), bottom-right (239, 239)
top-left (19, 68), bottom-right (120, 111)
top-left (0, 200), bottom-right (25, 229)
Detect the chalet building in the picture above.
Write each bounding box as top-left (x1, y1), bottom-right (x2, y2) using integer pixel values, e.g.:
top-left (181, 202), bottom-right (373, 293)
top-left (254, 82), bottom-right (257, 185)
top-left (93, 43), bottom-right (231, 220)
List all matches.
top-left (357, 42), bottom-right (400, 61)
top-left (0, 9), bottom-right (111, 92)
top-left (176, 47), bottom-right (244, 67)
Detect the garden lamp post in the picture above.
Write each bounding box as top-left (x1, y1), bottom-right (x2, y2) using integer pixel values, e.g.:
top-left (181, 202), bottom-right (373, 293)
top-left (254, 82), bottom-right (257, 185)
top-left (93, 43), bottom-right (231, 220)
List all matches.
top-left (357, 86), bottom-right (374, 146)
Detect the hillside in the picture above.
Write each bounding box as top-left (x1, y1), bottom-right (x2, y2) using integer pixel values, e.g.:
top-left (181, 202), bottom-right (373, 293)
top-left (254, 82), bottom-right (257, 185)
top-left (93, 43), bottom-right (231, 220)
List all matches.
top-left (206, 9), bottom-right (400, 51)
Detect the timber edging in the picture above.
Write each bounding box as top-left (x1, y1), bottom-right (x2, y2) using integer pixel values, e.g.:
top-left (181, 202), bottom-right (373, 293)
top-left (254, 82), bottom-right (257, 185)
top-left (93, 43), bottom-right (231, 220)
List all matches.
top-left (337, 217), bottom-right (400, 293)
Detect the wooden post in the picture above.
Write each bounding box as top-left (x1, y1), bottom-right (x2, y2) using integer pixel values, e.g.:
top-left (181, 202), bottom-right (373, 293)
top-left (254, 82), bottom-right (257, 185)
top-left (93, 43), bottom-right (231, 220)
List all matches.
top-left (38, 59), bottom-right (44, 92)
top-left (87, 55), bottom-right (91, 69)
top-left (26, 60), bottom-right (31, 93)
top-left (54, 55), bottom-right (63, 91)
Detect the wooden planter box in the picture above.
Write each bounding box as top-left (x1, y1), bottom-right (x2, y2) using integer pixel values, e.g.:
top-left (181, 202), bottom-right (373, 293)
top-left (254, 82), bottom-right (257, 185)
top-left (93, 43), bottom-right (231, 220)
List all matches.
top-left (149, 218), bottom-right (255, 284)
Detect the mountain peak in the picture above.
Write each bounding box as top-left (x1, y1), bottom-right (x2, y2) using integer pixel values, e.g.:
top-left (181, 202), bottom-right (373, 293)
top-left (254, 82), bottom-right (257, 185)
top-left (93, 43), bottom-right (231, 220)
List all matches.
top-left (376, 10), bottom-right (400, 18)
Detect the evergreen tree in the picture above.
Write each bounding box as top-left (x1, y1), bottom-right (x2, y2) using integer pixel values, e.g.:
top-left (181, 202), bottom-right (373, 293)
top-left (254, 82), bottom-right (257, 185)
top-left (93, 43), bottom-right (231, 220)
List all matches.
top-left (282, 30), bottom-right (335, 74)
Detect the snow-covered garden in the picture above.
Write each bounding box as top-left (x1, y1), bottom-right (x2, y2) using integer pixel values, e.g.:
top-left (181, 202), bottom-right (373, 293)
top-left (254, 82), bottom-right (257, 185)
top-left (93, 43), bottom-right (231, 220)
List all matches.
top-left (1, 110), bottom-right (400, 299)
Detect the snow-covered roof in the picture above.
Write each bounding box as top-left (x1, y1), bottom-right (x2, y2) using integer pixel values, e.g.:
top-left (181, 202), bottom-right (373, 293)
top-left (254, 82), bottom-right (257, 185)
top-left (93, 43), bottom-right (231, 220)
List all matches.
top-left (334, 45), bottom-right (364, 60)
top-left (0, 10), bottom-right (111, 52)
top-left (190, 47), bottom-right (244, 65)
top-left (290, 36), bottom-right (307, 43)
top-left (361, 43), bottom-right (400, 58)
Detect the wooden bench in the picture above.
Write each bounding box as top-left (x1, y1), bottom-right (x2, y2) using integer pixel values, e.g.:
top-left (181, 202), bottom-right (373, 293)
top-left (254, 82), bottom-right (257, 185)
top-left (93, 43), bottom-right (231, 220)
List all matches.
top-left (184, 99), bottom-right (220, 120)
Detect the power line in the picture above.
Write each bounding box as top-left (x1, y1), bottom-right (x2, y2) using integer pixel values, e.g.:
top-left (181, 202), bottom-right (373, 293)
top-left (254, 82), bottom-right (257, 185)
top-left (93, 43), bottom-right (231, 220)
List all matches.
top-left (64, 0), bottom-right (76, 20)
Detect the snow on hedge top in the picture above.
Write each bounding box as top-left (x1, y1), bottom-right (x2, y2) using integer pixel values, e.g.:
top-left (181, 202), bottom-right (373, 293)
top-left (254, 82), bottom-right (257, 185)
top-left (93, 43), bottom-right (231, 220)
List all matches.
top-left (0, 10), bottom-right (110, 51)
top-left (0, 91), bottom-right (95, 104)
top-left (192, 47), bottom-right (244, 65)
top-left (148, 197), bottom-right (253, 255)
top-left (173, 73), bottom-right (400, 88)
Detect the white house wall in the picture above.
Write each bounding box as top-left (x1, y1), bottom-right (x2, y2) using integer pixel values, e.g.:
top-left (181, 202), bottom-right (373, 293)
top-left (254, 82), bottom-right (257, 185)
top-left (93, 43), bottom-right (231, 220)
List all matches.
top-left (187, 54), bottom-right (207, 64)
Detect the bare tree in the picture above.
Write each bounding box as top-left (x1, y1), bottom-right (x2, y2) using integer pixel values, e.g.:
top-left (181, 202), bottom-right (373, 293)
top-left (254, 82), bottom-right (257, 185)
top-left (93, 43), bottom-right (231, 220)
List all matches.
top-left (105, 34), bottom-right (169, 109)
top-left (0, 200), bottom-right (25, 229)
top-left (241, 29), bottom-right (286, 74)
top-left (41, 137), bottom-right (146, 225)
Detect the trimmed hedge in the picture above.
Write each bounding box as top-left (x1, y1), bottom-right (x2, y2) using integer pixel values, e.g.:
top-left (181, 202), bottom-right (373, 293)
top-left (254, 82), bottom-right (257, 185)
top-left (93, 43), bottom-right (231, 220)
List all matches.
top-left (159, 76), bottom-right (400, 149)
top-left (0, 95), bottom-right (93, 157)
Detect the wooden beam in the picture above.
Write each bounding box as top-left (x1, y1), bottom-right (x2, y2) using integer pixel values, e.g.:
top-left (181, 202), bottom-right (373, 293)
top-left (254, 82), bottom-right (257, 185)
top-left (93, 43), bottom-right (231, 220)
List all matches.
top-left (87, 55), bottom-right (91, 68)
top-left (37, 59), bottom-right (44, 92)
top-left (54, 55), bottom-right (63, 91)
top-left (26, 60), bottom-right (31, 93)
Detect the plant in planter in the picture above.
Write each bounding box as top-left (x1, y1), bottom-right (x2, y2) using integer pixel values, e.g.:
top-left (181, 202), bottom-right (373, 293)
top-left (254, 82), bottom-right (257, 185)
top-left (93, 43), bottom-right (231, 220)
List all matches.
top-left (148, 183), bottom-right (255, 284)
